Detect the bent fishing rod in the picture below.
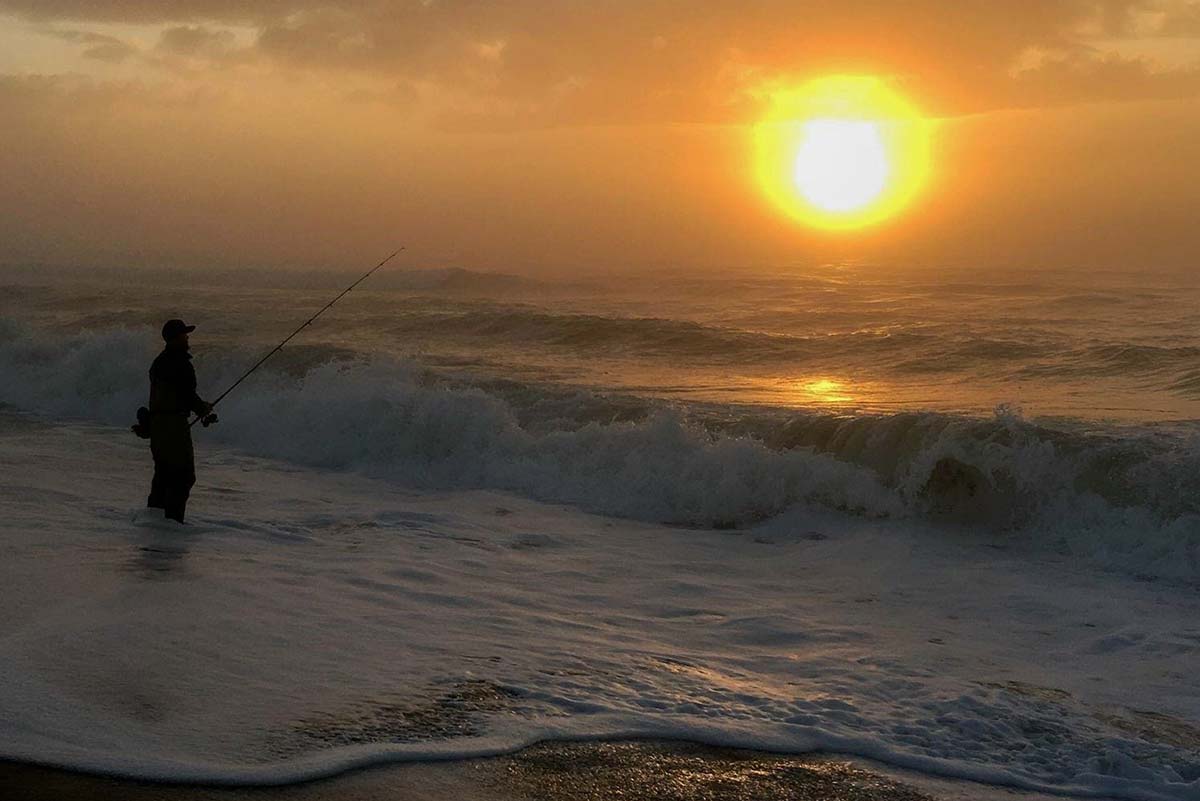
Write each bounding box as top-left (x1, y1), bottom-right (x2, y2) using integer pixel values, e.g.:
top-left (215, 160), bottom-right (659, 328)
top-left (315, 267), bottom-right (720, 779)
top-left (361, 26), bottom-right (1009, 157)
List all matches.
top-left (191, 247), bottom-right (404, 428)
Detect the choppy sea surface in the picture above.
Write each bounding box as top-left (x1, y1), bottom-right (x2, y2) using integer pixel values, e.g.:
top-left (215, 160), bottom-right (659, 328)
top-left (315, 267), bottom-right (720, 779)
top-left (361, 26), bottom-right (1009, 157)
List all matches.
top-left (4, 264), bottom-right (1200, 576)
top-left (0, 264), bottom-right (1198, 800)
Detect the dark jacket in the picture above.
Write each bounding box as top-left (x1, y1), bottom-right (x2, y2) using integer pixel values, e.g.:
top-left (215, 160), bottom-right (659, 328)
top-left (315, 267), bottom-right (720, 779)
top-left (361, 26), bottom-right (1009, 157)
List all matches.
top-left (149, 344), bottom-right (210, 417)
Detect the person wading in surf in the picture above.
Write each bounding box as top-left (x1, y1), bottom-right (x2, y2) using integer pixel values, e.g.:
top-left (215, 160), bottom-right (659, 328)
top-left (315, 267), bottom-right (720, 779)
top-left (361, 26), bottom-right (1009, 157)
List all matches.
top-left (145, 319), bottom-right (217, 523)
top-left (131, 253), bottom-right (400, 521)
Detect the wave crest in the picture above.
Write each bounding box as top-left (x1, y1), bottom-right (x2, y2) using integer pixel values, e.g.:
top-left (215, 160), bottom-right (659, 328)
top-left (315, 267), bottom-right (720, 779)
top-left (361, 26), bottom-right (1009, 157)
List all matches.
top-left (1, 319), bottom-right (1197, 581)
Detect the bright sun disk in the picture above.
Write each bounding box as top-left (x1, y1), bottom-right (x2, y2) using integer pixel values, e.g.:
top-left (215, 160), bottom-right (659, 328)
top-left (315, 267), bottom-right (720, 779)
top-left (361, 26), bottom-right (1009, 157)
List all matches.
top-left (794, 120), bottom-right (889, 213)
top-left (754, 76), bottom-right (932, 230)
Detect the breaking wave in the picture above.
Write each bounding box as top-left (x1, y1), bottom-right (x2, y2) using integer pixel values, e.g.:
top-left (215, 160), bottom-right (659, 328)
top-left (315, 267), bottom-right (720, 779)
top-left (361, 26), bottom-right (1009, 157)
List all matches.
top-left (2, 318), bottom-right (1198, 581)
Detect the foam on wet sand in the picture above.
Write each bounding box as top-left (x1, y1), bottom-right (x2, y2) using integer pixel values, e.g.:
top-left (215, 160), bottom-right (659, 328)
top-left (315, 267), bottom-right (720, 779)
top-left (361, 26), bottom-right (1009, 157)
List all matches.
top-left (1, 412), bottom-right (1198, 800)
top-left (0, 740), bottom-right (1087, 801)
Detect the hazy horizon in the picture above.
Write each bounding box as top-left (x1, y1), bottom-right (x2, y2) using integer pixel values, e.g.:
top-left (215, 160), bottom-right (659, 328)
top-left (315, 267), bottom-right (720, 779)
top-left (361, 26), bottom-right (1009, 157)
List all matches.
top-left (3, 1), bottom-right (1200, 274)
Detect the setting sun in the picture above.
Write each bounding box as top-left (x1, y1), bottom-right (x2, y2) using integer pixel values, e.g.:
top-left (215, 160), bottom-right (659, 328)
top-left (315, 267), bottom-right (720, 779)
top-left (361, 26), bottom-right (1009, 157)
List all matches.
top-left (755, 76), bottom-right (933, 230)
top-left (794, 121), bottom-right (889, 212)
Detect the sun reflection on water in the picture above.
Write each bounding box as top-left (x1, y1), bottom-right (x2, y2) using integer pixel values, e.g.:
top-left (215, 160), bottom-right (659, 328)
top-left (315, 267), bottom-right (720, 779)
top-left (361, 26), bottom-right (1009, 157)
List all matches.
top-left (798, 377), bottom-right (856, 405)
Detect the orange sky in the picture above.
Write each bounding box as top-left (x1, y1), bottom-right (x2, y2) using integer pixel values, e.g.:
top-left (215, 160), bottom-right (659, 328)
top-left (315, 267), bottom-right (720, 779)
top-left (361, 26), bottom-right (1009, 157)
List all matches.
top-left (1, 1), bottom-right (1198, 274)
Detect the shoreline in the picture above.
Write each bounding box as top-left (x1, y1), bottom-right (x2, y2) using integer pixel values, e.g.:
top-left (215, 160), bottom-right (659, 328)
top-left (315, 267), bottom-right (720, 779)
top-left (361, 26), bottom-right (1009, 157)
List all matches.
top-left (0, 740), bottom-right (1091, 801)
top-left (3, 416), bottom-right (1188, 801)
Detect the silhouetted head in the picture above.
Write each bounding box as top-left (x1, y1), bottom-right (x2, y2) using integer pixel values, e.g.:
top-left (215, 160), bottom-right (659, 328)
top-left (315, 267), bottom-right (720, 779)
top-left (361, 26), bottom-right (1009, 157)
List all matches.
top-left (161, 318), bottom-right (195, 348)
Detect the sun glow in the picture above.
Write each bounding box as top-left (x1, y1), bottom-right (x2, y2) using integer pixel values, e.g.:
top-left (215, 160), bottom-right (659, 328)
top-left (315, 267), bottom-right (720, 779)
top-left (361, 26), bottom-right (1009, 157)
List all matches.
top-left (799, 378), bottom-right (855, 404)
top-left (754, 76), bottom-right (932, 230)
top-left (794, 120), bottom-right (889, 212)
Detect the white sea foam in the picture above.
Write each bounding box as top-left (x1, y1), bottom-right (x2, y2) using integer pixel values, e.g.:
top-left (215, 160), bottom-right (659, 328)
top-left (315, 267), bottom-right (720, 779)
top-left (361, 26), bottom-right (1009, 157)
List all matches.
top-left (2, 275), bottom-right (1200, 800)
top-left (0, 417), bottom-right (1197, 800)
top-left (1, 317), bottom-right (1198, 582)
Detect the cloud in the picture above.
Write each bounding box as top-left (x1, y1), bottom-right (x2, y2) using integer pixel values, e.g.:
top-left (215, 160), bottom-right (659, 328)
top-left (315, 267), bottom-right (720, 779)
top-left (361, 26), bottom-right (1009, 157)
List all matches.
top-left (1009, 47), bottom-right (1200, 106)
top-left (1154, 1), bottom-right (1200, 35)
top-left (158, 25), bottom-right (236, 57)
top-left (0, 1), bottom-right (316, 24)
top-left (44, 28), bottom-right (138, 63)
top-left (3, 0), bottom-right (1199, 124)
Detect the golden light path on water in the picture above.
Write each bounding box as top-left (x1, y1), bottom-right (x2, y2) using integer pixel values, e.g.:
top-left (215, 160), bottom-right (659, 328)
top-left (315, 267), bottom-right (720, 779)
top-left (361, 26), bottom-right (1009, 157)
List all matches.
top-left (754, 76), bottom-right (933, 230)
top-left (798, 377), bottom-right (857, 405)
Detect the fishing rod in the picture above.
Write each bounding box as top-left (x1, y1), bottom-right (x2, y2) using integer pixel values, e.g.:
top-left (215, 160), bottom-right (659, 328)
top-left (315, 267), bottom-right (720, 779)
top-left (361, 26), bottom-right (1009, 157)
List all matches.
top-left (191, 247), bottom-right (404, 428)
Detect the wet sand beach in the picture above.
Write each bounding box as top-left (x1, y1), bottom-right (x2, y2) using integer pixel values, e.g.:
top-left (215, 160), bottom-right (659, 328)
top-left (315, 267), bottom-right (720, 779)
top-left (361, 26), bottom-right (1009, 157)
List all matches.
top-left (1, 740), bottom-right (1084, 801)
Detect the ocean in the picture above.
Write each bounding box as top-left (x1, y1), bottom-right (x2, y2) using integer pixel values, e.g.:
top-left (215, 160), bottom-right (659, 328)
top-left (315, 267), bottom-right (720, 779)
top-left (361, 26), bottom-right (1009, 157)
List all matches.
top-left (1, 263), bottom-right (1198, 799)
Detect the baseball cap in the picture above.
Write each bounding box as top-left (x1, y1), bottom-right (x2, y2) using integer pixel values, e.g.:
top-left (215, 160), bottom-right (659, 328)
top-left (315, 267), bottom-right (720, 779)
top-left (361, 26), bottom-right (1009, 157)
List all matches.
top-left (161, 319), bottom-right (196, 341)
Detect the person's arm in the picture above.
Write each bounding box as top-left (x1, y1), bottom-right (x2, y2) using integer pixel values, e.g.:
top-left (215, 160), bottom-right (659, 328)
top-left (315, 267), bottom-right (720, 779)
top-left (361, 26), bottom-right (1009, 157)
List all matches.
top-left (184, 361), bottom-right (212, 417)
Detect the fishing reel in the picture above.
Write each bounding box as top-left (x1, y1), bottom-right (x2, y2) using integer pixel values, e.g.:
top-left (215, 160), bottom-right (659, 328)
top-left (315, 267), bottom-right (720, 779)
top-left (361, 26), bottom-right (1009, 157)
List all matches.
top-left (131, 406), bottom-right (151, 439)
top-left (200, 412), bottom-right (219, 427)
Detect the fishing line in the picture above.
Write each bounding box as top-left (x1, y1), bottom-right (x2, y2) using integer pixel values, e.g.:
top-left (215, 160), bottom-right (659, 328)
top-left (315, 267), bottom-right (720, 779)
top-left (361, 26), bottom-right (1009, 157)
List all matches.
top-left (191, 247), bottom-right (404, 428)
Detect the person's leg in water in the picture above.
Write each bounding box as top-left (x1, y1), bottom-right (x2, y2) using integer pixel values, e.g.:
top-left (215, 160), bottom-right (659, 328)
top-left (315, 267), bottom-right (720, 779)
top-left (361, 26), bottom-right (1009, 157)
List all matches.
top-left (147, 463), bottom-right (167, 509)
top-left (163, 467), bottom-right (196, 523)
top-left (150, 415), bottom-right (196, 523)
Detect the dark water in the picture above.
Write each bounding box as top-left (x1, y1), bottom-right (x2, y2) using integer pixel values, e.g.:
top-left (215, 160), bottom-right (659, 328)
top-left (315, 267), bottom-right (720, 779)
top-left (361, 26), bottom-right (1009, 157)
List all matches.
top-left (6, 264), bottom-right (1198, 421)
top-left (2, 264), bottom-right (1199, 578)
